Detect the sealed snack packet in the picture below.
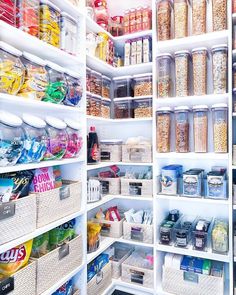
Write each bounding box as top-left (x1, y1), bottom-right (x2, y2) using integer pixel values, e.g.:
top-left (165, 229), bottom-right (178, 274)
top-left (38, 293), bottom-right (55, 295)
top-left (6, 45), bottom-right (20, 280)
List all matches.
top-left (52, 280), bottom-right (74, 295)
top-left (0, 179), bottom-right (14, 203)
top-left (0, 240), bottom-right (33, 278)
top-left (53, 166), bottom-right (62, 189)
top-left (87, 253), bottom-right (109, 282)
top-left (31, 232), bottom-right (50, 258)
top-left (87, 221), bottom-right (101, 253)
top-left (30, 167), bottom-right (55, 193)
top-left (106, 206), bottom-right (121, 221)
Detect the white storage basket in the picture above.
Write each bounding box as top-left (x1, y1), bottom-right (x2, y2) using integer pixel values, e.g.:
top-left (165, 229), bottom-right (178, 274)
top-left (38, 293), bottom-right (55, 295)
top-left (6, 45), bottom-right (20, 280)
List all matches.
top-left (36, 181), bottom-right (82, 227)
top-left (0, 195), bottom-right (36, 245)
top-left (123, 221), bottom-right (153, 244)
top-left (162, 266), bottom-right (224, 295)
top-left (122, 144), bottom-right (152, 163)
top-left (35, 235), bottom-right (83, 294)
top-left (111, 246), bottom-right (133, 279)
top-left (99, 177), bottom-right (121, 195)
top-left (92, 218), bottom-right (124, 238)
top-left (87, 261), bottom-right (112, 295)
top-left (121, 178), bottom-right (153, 197)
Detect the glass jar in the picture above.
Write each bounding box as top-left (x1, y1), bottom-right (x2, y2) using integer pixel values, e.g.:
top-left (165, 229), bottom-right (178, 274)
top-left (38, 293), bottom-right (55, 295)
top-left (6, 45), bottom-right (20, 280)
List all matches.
top-left (212, 0), bottom-right (227, 31)
top-left (212, 44), bottom-right (228, 94)
top-left (192, 47), bottom-right (208, 96)
top-left (110, 16), bottom-right (123, 37)
top-left (18, 114), bottom-right (47, 163)
top-left (211, 103), bottom-right (228, 153)
top-left (44, 116), bottom-right (68, 160)
top-left (0, 42), bottom-right (25, 95)
top-left (102, 75), bottom-right (111, 98)
top-left (64, 118), bottom-right (83, 158)
top-left (114, 98), bottom-right (133, 119)
top-left (93, 0), bottom-right (109, 24)
top-left (133, 73), bottom-right (152, 96)
top-left (90, 70), bottom-right (102, 96)
top-left (113, 76), bottom-right (132, 98)
top-left (39, 0), bottom-right (61, 48)
top-left (123, 9), bottom-right (130, 35)
top-left (0, 111), bottom-right (25, 167)
top-left (174, 106), bottom-right (189, 153)
top-left (43, 61), bottom-right (67, 104)
top-left (60, 12), bottom-right (78, 55)
top-left (211, 219), bottom-right (228, 254)
top-left (86, 67), bottom-right (91, 92)
top-left (174, 50), bottom-right (190, 97)
top-left (89, 94), bottom-right (101, 117)
top-left (173, 0), bottom-right (188, 39)
top-left (0, 0), bottom-right (16, 26)
top-left (19, 51), bottom-right (48, 101)
top-left (101, 98), bottom-right (111, 118)
top-left (156, 107), bottom-right (172, 153)
top-left (134, 97), bottom-right (152, 118)
top-left (157, 0), bottom-right (172, 41)
top-left (192, 0), bottom-right (206, 35)
top-left (129, 8), bottom-right (136, 33)
top-left (64, 70), bottom-right (83, 107)
top-left (142, 5), bottom-right (152, 31)
top-left (193, 105), bottom-right (208, 153)
top-left (156, 53), bottom-right (172, 98)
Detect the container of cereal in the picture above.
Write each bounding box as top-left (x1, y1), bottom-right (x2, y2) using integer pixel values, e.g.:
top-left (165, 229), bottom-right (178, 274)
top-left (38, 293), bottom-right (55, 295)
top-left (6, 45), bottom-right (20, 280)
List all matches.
top-left (114, 98), bottom-right (133, 119)
top-left (174, 106), bottom-right (190, 153)
top-left (174, 50), bottom-right (190, 97)
top-left (192, 0), bottom-right (206, 35)
top-left (156, 107), bottom-right (172, 153)
top-left (101, 98), bottom-right (111, 118)
top-left (157, 0), bottom-right (172, 41)
top-left (192, 47), bottom-right (208, 96)
top-left (173, 0), bottom-right (188, 39)
top-left (113, 76), bottom-right (132, 98)
top-left (133, 73), bottom-right (152, 96)
top-left (89, 94), bottom-right (101, 117)
top-left (156, 53), bottom-right (172, 98)
top-left (212, 0), bottom-right (227, 31)
top-left (211, 103), bottom-right (228, 153)
top-left (211, 44), bottom-right (228, 94)
top-left (134, 97), bottom-right (152, 118)
top-left (100, 140), bottom-right (123, 162)
top-left (102, 75), bottom-right (111, 98)
top-left (193, 105), bottom-right (208, 153)
top-left (64, 118), bottom-right (83, 158)
top-left (90, 70), bottom-right (102, 96)
top-left (60, 12), bottom-right (78, 55)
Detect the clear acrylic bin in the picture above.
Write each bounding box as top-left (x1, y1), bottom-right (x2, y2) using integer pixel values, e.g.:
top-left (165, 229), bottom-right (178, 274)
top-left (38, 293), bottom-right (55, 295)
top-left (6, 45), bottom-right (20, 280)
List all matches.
top-left (113, 76), bottom-right (132, 98)
top-left (192, 217), bottom-right (212, 252)
top-left (114, 98), bottom-right (133, 119)
top-left (134, 97), bottom-right (152, 118)
top-left (133, 73), bottom-right (152, 96)
top-left (173, 215), bottom-right (196, 248)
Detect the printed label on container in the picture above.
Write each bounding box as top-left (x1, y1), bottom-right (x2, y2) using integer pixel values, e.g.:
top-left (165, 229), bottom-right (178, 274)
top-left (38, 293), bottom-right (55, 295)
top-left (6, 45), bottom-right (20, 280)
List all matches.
top-left (184, 271), bottom-right (199, 284)
top-left (131, 227), bottom-right (143, 241)
top-left (59, 244), bottom-right (70, 260)
top-left (0, 202), bottom-right (15, 220)
top-left (59, 186), bottom-right (70, 200)
top-left (0, 277), bottom-right (14, 295)
top-left (129, 182), bottom-right (142, 195)
top-left (130, 269), bottom-right (144, 285)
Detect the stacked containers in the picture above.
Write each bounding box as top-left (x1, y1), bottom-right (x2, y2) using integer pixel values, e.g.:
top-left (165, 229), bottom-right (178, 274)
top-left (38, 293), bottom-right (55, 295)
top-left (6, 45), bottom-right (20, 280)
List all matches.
top-left (60, 12), bottom-right (77, 55)
top-left (174, 106), bottom-right (190, 153)
top-left (157, 0), bottom-right (172, 41)
top-left (156, 53), bottom-right (172, 98)
top-left (133, 73), bottom-right (152, 96)
top-left (156, 107), bottom-right (172, 153)
top-left (174, 50), bottom-right (190, 97)
top-left (90, 70), bottom-right (102, 96)
top-left (113, 76), bottom-right (132, 98)
top-left (192, 47), bottom-right (208, 96)
top-left (102, 75), bottom-right (111, 98)
top-left (193, 105), bottom-right (208, 153)
top-left (101, 98), bottom-right (111, 118)
top-left (114, 98), bottom-right (133, 119)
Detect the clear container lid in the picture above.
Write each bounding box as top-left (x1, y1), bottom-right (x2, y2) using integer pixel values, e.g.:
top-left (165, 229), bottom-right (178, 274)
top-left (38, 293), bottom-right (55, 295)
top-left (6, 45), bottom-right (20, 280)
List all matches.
top-left (211, 44), bottom-right (228, 53)
top-left (23, 52), bottom-right (46, 66)
top-left (174, 106), bottom-right (190, 112)
top-left (211, 103), bottom-right (228, 110)
top-left (174, 50), bottom-right (190, 57)
top-left (40, 0), bottom-right (61, 12)
top-left (64, 118), bottom-right (82, 130)
top-left (22, 114), bottom-right (46, 129)
top-left (192, 105), bottom-right (208, 112)
top-left (191, 47), bottom-right (208, 54)
top-left (46, 116), bottom-right (67, 129)
top-left (100, 139), bottom-right (123, 145)
top-left (113, 75), bottom-right (132, 81)
top-left (102, 97), bottom-right (111, 102)
top-left (0, 41), bottom-right (22, 57)
top-left (91, 70), bottom-right (102, 77)
top-left (91, 94), bottom-right (102, 99)
top-left (156, 107), bottom-right (172, 113)
top-left (46, 61), bottom-right (65, 73)
top-left (156, 53), bottom-right (173, 59)
top-left (0, 111), bottom-right (23, 127)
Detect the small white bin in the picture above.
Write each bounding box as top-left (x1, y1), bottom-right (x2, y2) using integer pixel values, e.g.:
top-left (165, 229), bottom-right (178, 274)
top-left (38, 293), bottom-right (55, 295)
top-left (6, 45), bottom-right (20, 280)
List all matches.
top-left (92, 218), bottom-right (124, 238)
top-left (99, 177), bottom-right (121, 195)
top-left (122, 144), bottom-right (152, 163)
top-left (121, 178), bottom-right (153, 197)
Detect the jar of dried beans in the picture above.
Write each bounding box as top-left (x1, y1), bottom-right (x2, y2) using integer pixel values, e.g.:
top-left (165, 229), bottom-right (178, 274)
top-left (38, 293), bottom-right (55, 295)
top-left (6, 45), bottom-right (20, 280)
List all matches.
top-left (211, 44), bottom-right (228, 94)
top-left (174, 106), bottom-right (190, 153)
top-left (157, 0), bottom-right (172, 41)
top-left (90, 70), bottom-right (102, 96)
top-left (193, 105), bottom-right (208, 153)
top-left (156, 53), bottom-right (172, 98)
top-left (192, 47), bottom-right (208, 96)
top-left (156, 107), bottom-right (172, 153)
top-left (192, 0), bottom-right (207, 35)
top-left (211, 103), bottom-right (228, 153)
top-left (175, 50), bottom-right (190, 97)
top-left (173, 0), bottom-right (188, 39)
top-left (212, 0), bottom-right (227, 32)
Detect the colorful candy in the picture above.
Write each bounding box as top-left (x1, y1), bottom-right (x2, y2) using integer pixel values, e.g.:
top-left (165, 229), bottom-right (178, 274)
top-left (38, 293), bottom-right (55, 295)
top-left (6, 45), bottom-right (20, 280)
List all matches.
top-left (64, 70), bottom-right (83, 106)
top-left (64, 119), bottom-right (83, 158)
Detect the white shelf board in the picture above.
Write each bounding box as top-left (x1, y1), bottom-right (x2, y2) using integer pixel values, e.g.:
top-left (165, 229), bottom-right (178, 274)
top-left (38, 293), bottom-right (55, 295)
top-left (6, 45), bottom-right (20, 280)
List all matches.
top-left (0, 21), bottom-right (84, 68)
top-left (114, 62), bottom-right (153, 76)
top-left (0, 157), bottom-right (84, 174)
top-left (41, 263), bottom-right (85, 295)
top-left (156, 244), bottom-right (230, 263)
top-left (87, 237), bottom-right (115, 264)
top-left (86, 16), bottom-right (113, 39)
top-left (87, 54), bottom-right (114, 76)
top-left (155, 152), bottom-right (229, 160)
top-left (157, 30), bottom-right (229, 54)
top-left (0, 210), bottom-right (85, 254)
top-left (117, 238), bottom-right (154, 248)
top-left (87, 162), bottom-right (153, 170)
top-left (114, 30), bottom-right (152, 43)
top-left (113, 278), bottom-right (155, 295)
top-left (87, 115), bottom-right (152, 123)
top-left (51, 0), bottom-right (85, 18)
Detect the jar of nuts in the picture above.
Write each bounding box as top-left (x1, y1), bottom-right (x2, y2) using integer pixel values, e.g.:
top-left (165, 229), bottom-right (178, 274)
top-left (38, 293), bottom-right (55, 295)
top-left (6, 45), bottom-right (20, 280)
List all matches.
top-left (156, 53), bottom-right (172, 98)
top-left (102, 75), bottom-right (111, 98)
top-left (212, 0), bottom-right (227, 32)
top-left (156, 107), bottom-right (172, 153)
top-left (113, 76), bottom-right (132, 98)
top-left (101, 98), bottom-right (111, 118)
top-left (211, 44), bottom-right (228, 94)
top-left (173, 0), bottom-right (188, 39)
top-left (211, 103), bottom-right (228, 153)
top-left (114, 97), bottom-right (133, 119)
top-left (174, 106), bottom-right (190, 153)
top-left (90, 70), bottom-right (102, 96)
top-left (192, 47), bottom-right (208, 96)
top-left (89, 94), bottom-right (101, 117)
top-left (133, 73), bottom-right (153, 96)
top-left (157, 0), bottom-right (172, 41)
top-left (134, 97), bottom-right (152, 118)
top-left (174, 50), bottom-right (190, 97)
top-left (192, 0), bottom-right (207, 35)
top-left (193, 105), bottom-right (208, 153)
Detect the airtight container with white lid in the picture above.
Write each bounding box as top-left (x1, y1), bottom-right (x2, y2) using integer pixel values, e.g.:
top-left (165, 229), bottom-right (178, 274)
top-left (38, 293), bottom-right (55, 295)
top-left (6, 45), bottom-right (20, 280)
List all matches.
top-left (64, 118), bottom-right (83, 158)
top-left (44, 116), bottom-right (68, 160)
top-left (64, 69), bottom-right (83, 107)
top-left (193, 105), bottom-right (208, 153)
top-left (133, 73), bottom-right (153, 96)
top-left (60, 12), bottom-right (78, 55)
top-left (174, 50), bottom-right (190, 97)
top-left (113, 76), bottom-right (132, 98)
top-left (100, 139), bottom-right (123, 162)
top-left (0, 111), bottom-right (25, 167)
top-left (156, 107), bottom-right (172, 153)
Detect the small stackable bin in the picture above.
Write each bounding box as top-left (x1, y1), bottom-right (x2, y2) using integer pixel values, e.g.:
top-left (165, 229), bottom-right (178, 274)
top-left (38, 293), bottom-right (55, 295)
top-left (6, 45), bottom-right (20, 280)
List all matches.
top-left (0, 196), bottom-right (36, 245)
top-left (123, 221), bottom-right (153, 244)
top-left (100, 140), bottom-right (123, 162)
top-left (173, 215), bottom-right (196, 248)
top-left (36, 180), bottom-right (82, 228)
top-left (35, 235), bottom-right (83, 294)
top-left (87, 261), bottom-right (112, 295)
top-left (192, 217), bottom-right (213, 252)
top-left (122, 143), bottom-right (152, 163)
top-left (121, 177), bottom-right (153, 197)
top-left (98, 177), bottom-right (121, 195)
top-left (91, 218), bottom-right (124, 238)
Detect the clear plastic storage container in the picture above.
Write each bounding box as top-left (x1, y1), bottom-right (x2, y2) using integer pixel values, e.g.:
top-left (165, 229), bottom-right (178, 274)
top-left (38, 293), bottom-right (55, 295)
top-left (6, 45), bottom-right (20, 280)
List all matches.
top-left (101, 98), bottom-right (111, 118)
top-left (193, 105), bottom-right (208, 153)
top-left (44, 116), bottom-right (68, 160)
top-left (100, 140), bottom-right (122, 162)
top-left (19, 51), bottom-right (48, 101)
top-left (174, 106), bottom-right (189, 153)
top-left (102, 75), bottom-right (111, 98)
top-left (233, 63), bottom-right (236, 89)
top-left (173, 215), bottom-right (195, 248)
top-left (113, 76), bottom-right (132, 98)
top-left (156, 107), bottom-right (172, 153)
top-left (192, 217), bottom-right (212, 251)
top-left (133, 73), bottom-right (152, 96)
top-left (174, 50), bottom-right (190, 97)
top-left (212, 0), bottom-right (227, 31)
top-left (18, 114), bottom-right (47, 163)
top-left (64, 118), bottom-right (83, 158)
top-left (211, 103), bottom-right (228, 153)
top-left (90, 70), bottom-right (102, 96)
top-left (157, 0), bottom-right (172, 41)
top-left (64, 69), bottom-right (83, 107)
top-left (0, 111), bottom-right (25, 167)
top-left (0, 42), bottom-right (25, 95)
top-left (89, 94), bottom-right (101, 117)
top-left (192, 47), bottom-right (208, 96)
top-left (134, 97), bottom-right (152, 118)
top-left (211, 219), bottom-right (228, 254)
top-left (192, 0), bottom-right (206, 35)
top-left (173, 0), bottom-right (188, 39)
top-left (86, 67), bottom-right (91, 92)
top-left (212, 44), bottom-right (228, 94)
top-left (0, 0), bottom-right (16, 26)
top-left (60, 12), bottom-right (77, 55)
top-left (156, 53), bottom-right (172, 98)
top-left (114, 98), bottom-right (133, 119)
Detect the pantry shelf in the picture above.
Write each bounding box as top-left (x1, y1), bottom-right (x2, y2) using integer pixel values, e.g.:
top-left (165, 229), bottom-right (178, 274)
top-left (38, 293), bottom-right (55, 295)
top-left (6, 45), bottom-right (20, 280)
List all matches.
top-left (87, 162), bottom-right (153, 170)
top-left (155, 152), bottom-right (229, 160)
top-left (117, 238), bottom-right (154, 248)
top-left (87, 237), bottom-right (115, 264)
top-left (87, 115), bottom-right (153, 123)
top-left (87, 16), bottom-right (114, 39)
top-left (113, 278), bottom-right (155, 295)
top-left (50, 0), bottom-right (85, 18)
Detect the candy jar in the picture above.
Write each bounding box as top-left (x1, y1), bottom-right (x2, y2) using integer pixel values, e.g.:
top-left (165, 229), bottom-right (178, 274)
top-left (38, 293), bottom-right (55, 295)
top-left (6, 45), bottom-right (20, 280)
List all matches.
top-left (19, 51), bottom-right (48, 101)
top-left (18, 114), bottom-right (47, 163)
top-left (64, 69), bottom-right (83, 107)
top-left (44, 116), bottom-right (68, 160)
top-left (0, 111), bottom-right (25, 167)
top-left (43, 61), bottom-right (67, 104)
top-left (0, 42), bottom-right (25, 95)
top-left (156, 107), bottom-right (172, 153)
top-left (64, 119), bottom-right (83, 158)
top-left (93, 0), bottom-right (109, 27)
top-left (174, 106), bottom-right (190, 153)
top-left (60, 12), bottom-right (78, 55)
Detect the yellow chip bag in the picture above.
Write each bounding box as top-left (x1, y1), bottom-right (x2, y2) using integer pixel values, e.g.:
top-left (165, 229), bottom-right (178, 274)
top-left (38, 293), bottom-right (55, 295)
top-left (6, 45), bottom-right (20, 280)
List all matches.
top-left (0, 240), bottom-right (33, 278)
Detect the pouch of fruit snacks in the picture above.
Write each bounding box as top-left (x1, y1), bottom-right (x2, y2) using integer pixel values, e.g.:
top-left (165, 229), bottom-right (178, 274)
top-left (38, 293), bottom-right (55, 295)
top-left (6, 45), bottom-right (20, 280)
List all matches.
top-left (31, 232), bottom-right (49, 258)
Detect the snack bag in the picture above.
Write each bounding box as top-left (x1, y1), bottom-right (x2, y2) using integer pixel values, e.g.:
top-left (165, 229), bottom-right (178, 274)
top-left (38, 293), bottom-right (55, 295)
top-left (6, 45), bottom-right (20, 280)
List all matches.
top-left (30, 167), bottom-right (55, 193)
top-left (0, 240), bottom-right (33, 278)
top-left (52, 280), bottom-right (73, 295)
top-left (31, 232), bottom-right (49, 258)
top-left (0, 179), bottom-right (14, 203)
top-left (53, 166), bottom-right (62, 189)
